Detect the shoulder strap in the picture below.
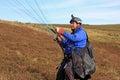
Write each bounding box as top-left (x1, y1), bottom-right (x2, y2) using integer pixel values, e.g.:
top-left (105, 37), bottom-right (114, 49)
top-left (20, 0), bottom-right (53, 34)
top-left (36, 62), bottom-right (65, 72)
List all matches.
top-left (84, 30), bottom-right (89, 42)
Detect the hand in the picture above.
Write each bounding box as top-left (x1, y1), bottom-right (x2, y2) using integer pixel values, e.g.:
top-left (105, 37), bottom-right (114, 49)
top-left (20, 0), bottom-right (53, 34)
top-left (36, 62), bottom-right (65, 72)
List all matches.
top-left (56, 36), bottom-right (63, 42)
top-left (56, 27), bottom-right (64, 35)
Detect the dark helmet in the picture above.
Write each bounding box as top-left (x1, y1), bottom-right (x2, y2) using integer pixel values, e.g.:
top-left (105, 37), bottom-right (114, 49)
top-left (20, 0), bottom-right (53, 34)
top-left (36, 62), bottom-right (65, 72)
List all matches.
top-left (70, 14), bottom-right (82, 24)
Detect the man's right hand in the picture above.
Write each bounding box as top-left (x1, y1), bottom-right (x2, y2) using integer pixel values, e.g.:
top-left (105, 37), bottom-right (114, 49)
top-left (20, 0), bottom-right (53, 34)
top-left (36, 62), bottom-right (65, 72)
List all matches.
top-left (56, 36), bottom-right (63, 42)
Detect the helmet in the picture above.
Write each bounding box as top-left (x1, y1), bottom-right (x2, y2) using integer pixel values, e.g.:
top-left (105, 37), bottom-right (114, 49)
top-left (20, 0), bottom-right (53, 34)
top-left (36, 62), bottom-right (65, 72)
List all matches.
top-left (70, 14), bottom-right (82, 24)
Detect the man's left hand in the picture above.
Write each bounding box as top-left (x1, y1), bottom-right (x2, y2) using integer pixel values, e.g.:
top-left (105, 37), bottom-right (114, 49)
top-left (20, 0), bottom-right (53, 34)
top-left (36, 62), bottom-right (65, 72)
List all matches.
top-left (56, 27), bottom-right (64, 35)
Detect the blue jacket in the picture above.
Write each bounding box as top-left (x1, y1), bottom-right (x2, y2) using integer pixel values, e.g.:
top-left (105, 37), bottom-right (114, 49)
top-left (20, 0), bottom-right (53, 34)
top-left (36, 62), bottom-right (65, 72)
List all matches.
top-left (60, 26), bottom-right (87, 54)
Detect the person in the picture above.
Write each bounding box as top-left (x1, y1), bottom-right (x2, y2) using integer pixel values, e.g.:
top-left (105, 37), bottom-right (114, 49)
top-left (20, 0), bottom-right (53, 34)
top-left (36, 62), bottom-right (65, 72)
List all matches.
top-left (55, 14), bottom-right (91, 80)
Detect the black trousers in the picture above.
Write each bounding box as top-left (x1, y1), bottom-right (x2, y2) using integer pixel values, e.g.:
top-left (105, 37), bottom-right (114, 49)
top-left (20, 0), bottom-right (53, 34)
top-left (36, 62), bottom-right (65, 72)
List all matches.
top-left (56, 57), bottom-right (91, 80)
top-left (56, 57), bottom-right (74, 80)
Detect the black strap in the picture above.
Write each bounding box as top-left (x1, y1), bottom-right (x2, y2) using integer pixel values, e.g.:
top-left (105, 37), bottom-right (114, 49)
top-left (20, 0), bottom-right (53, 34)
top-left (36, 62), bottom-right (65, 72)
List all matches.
top-left (84, 30), bottom-right (89, 42)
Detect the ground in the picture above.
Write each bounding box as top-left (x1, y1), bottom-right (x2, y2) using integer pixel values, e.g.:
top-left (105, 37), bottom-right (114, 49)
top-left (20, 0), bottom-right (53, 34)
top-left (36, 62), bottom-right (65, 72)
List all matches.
top-left (0, 22), bottom-right (120, 80)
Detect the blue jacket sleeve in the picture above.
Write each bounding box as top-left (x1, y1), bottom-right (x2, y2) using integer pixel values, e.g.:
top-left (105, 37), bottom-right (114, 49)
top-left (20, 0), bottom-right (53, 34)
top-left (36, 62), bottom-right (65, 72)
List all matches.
top-left (62, 30), bottom-right (86, 42)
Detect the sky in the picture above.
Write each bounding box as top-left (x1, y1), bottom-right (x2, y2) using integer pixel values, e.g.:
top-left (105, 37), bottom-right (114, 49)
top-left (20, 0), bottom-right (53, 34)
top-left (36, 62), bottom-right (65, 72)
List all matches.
top-left (0, 0), bottom-right (120, 24)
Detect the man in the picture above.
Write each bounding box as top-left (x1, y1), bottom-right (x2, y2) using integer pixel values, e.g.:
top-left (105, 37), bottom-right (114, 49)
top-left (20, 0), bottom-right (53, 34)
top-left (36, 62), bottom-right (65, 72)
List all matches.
top-left (56, 15), bottom-right (91, 80)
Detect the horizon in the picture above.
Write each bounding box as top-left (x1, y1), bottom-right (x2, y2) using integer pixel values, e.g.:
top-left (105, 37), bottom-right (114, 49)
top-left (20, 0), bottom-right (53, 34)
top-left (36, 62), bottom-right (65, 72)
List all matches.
top-left (1, 19), bottom-right (120, 26)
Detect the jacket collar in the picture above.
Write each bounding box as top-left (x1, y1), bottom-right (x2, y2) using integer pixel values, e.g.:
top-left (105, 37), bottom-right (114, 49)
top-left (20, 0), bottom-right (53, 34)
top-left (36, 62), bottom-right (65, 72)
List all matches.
top-left (71, 26), bottom-right (82, 34)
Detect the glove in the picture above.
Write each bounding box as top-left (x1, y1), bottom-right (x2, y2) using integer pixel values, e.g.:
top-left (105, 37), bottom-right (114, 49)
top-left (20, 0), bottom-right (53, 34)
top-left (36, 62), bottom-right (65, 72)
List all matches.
top-left (56, 27), bottom-right (64, 35)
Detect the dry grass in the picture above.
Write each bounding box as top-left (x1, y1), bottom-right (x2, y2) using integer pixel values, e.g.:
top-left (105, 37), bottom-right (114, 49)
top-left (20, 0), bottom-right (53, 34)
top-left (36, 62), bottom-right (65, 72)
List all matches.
top-left (0, 20), bottom-right (120, 80)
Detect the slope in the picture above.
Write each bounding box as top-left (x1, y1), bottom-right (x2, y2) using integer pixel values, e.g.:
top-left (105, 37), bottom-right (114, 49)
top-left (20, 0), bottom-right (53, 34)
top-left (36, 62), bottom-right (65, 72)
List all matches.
top-left (0, 21), bottom-right (120, 80)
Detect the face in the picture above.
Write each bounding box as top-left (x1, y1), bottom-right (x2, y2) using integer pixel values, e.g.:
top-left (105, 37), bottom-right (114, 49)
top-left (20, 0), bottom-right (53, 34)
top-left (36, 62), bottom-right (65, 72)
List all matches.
top-left (70, 22), bottom-right (79, 30)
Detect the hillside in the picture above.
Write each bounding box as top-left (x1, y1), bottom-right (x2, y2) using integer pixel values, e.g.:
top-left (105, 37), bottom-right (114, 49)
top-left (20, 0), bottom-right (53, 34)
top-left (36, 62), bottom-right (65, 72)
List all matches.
top-left (0, 20), bottom-right (120, 80)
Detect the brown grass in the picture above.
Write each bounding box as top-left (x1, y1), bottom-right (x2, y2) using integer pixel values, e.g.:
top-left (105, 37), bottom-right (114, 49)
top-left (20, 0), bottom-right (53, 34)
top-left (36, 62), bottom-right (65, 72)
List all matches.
top-left (0, 20), bottom-right (120, 80)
